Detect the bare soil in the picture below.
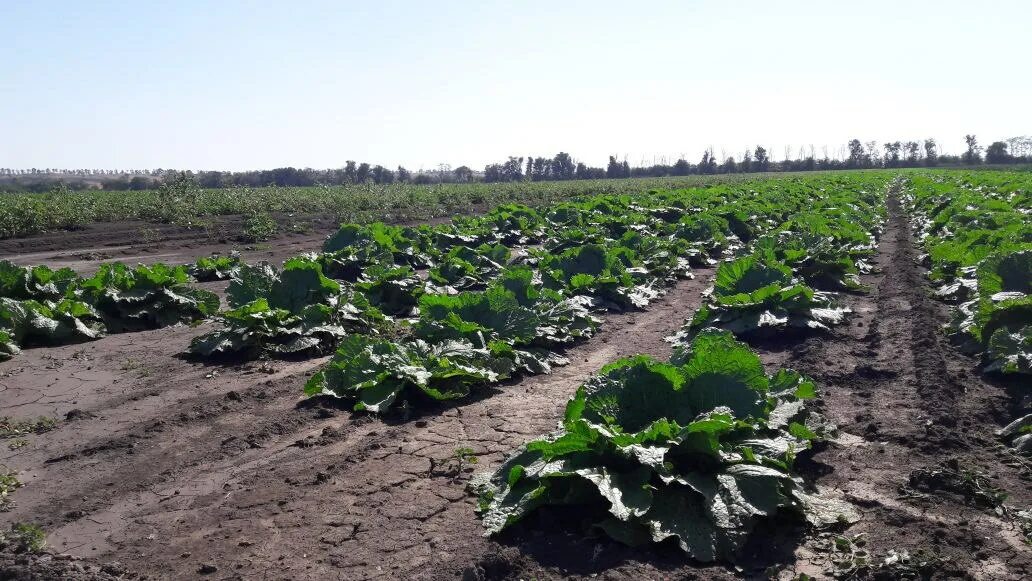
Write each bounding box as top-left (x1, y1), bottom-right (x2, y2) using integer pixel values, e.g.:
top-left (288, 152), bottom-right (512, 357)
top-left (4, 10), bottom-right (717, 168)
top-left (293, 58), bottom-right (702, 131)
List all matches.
top-left (1, 193), bottom-right (1030, 580)
top-left (0, 215), bottom-right (339, 275)
top-left (759, 194), bottom-right (1032, 579)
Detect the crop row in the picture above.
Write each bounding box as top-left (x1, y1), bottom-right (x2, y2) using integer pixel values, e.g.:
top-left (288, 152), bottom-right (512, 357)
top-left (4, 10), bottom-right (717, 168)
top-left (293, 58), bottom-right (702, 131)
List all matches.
top-left (473, 176), bottom-right (887, 560)
top-left (903, 171), bottom-right (1031, 453)
top-left (0, 261), bottom-right (219, 359)
top-left (227, 173), bottom-right (887, 413)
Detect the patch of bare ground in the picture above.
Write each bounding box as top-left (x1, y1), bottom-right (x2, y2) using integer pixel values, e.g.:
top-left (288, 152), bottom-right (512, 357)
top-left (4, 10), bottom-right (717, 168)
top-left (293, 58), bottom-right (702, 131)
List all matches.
top-left (1, 273), bottom-right (720, 580)
top-left (0, 213), bottom-right (458, 275)
top-left (754, 192), bottom-right (1031, 579)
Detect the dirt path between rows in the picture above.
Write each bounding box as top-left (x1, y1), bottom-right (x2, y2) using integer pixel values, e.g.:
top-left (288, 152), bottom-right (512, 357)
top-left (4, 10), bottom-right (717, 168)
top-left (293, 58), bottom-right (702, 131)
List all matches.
top-left (0, 228), bottom-right (336, 275)
top-left (758, 189), bottom-right (1031, 579)
top-left (1, 273), bottom-right (717, 580)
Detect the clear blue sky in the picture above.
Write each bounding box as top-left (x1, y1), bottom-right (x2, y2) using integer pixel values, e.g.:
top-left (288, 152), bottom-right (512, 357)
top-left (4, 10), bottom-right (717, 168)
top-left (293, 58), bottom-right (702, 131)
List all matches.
top-left (2, 0), bottom-right (1029, 171)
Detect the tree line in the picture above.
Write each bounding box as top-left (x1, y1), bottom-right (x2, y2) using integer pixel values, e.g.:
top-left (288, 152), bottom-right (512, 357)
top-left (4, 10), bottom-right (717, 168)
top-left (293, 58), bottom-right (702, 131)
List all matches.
top-left (1, 135), bottom-right (1029, 193)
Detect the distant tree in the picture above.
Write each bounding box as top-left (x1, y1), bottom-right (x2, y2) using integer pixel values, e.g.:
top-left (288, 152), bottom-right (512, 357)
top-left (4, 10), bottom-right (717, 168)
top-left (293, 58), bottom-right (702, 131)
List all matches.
top-left (396, 166), bottom-right (411, 182)
top-left (620, 160), bottom-right (630, 178)
top-left (753, 146), bottom-right (769, 171)
top-left (551, 152), bottom-right (575, 180)
top-left (962, 134), bottom-right (982, 164)
top-left (483, 164), bottom-right (501, 182)
top-left (356, 163), bottom-right (371, 183)
top-left (672, 158), bottom-right (690, 176)
top-left (575, 163), bottom-right (604, 179)
top-left (739, 150), bottom-right (752, 173)
top-left (846, 139), bottom-right (869, 169)
top-left (865, 141), bottom-right (881, 167)
top-left (343, 161), bottom-right (357, 183)
top-left (1006, 136), bottom-right (1032, 158)
top-left (128, 176), bottom-right (152, 190)
top-left (903, 141), bottom-right (920, 166)
top-left (699, 150), bottom-right (718, 174)
top-left (606, 156), bottom-right (621, 179)
top-left (883, 142), bottom-right (901, 168)
top-left (525, 157), bottom-right (533, 180)
top-left (453, 165), bottom-right (473, 182)
top-left (371, 165), bottom-right (394, 184)
top-left (923, 139), bottom-right (938, 166)
top-left (502, 156), bottom-right (524, 182)
top-left (985, 141), bottom-right (1011, 164)
top-left (196, 171), bottom-right (225, 188)
top-left (721, 156), bottom-right (737, 174)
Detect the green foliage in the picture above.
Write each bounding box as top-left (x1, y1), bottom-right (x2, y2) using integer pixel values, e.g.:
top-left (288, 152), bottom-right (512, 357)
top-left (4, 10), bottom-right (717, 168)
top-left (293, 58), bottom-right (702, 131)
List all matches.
top-left (0, 260), bottom-right (78, 301)
top-left (0, 297), bottom-right (105, 350)
top-left (77, 262), bottom-right (219, 332)
top-left (0, 523), bottom-right (47, 553)
top-left (676, 255), bottom-right (850, 341)
top-left (354, 265), bottom-right (424, 316)
top-left (189, 253), bottom-right (242, 282)
top-left (0, 416), bottom-right (56, 439)
top-left (192, 258), bottom-right (378, 360)
top-left (227, 262), bottom-right (278, 308)
top-left (473, 330), bottom-right (830, 562)
top-left (323, 222), bottom-right (432, 267)
top-left (242, 211), bottom-right (278, 242)
top-left (306, 271), bottom-right (601, 411)
top-left (539, 243), bottom-right (658, 311)
top-left (189, 297), bottom-right (375, 360)
top-left (0, 470), bottom-right (22, 512)
top-left (305, 335), bottom-right (504, 412)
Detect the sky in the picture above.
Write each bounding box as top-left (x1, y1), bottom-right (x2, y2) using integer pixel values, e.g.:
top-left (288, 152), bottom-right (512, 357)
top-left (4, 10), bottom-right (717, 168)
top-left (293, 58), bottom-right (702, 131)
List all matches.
top-left (2, 0), bottom-right (1029, 172)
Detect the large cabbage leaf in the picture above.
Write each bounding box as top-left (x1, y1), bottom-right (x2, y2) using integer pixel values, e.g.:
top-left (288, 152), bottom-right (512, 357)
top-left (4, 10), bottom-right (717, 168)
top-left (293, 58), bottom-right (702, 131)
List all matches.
top-left (76, 263), bottom-right (219, 332)
top-left (473, 330), bottom-right (837, 562)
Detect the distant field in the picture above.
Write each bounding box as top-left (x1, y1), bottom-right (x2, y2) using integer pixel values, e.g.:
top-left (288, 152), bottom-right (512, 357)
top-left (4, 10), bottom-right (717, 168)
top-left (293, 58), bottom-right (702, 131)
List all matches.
top-left (0, 171), bottom-right (878, 241)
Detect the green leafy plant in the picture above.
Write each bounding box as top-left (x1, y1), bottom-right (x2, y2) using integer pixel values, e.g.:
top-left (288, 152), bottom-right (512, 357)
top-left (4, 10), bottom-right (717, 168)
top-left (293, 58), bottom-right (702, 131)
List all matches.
top-left (76, 263), bottom-right (219, 332)
top-left (242, 211), bottom-right (278, 242)
top-left (191, 258), bottom-right (380, 360)
top-left (305, 335), bottom-right (505, 412)
top-left (0, 523), bottom-right (46, 553)
top-left (0, 260), bottom-right (78, 301)
top-left (0, 297), bottom-right (105, 353)
top-left (189, 252), bottom-right (242, 282)
top-left (540, 243), bottom-right (659, 311)
top-left (472, 330), bottom-right (833, 562)
top-left (0, 416), bottom-right (56, 439)
top-left (0, 470), bottom-right (22, 511)
top-left (354, 265), bottom-right (424, 317)
top-left (675, 255), bottom-right (850, 341)
top-left (436, 447), bottom-right (479, 478)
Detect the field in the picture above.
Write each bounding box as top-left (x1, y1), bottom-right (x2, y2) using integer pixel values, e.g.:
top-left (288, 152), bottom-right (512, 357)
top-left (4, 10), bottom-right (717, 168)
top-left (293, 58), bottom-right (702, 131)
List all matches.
top-left (0, 170), bottom-right (1029, 580)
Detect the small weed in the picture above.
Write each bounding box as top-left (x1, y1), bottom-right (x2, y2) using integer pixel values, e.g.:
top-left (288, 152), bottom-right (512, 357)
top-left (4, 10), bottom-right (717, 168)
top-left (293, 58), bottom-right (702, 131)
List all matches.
top-left (809, 533), bottom-right (950, 579)
top-left (428, 447), bottom-right (479, 479)
top-left (905, 458), bottom-right (1007, 509)
top-left (120, 358), bottom-right (152, 377)
top-left (242, 211), bottom-right (277, 242)
top-left (8, 438), bottom-right (29, 450)
top-left (0, 416), bottom-right (56, 439)
top-left (1, 470), bottom-right (23, 511)
top-left (136, 226), bottom-right (161, 245)
top-left (447, 447), bottom-right (479, 476)
top-left (0, 523), bottom-right (47, 553)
